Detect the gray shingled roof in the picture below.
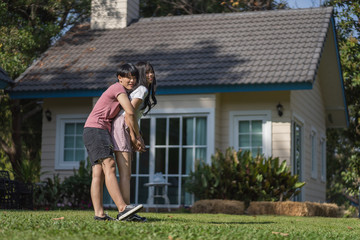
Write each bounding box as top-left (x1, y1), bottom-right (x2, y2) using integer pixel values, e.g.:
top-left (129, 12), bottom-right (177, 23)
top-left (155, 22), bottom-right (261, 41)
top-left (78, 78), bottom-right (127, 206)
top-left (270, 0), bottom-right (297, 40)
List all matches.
top-left (10, 7), bottom-right (334, 96)
top-left (0, 67), bottom-right (13, 88)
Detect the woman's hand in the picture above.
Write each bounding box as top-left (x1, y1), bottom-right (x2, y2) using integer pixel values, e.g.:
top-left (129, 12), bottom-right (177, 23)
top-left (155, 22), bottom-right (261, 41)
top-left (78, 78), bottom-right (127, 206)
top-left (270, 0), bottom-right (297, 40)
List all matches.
top-left (132, 135), bottom-right (146, 152)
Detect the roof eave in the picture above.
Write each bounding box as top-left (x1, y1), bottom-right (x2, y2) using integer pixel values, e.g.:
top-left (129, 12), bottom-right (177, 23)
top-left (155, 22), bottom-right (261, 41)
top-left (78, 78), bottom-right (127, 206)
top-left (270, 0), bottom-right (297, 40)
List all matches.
top-left (329, 17), bottom-right (350, 128)
top-left (8, 82), bottom-right (313, 99)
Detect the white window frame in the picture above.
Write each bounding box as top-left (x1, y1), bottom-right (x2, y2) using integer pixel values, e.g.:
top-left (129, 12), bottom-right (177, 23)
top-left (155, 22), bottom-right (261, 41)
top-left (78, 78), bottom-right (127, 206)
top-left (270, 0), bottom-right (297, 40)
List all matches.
top-left (127, 107), bottom-right (215, 208)
top-left (148, 108), bottom-right (215, 166)
top-left (229, 110), bottom-right (272, 157)
top-left (55, 114), bottom-right (88, 170)
top-left (292, 113), bottom-right (305, 201)
top-left (320, 135), bottom-right (326, 182)
top-left (311, 127), bottom-right (317, 179)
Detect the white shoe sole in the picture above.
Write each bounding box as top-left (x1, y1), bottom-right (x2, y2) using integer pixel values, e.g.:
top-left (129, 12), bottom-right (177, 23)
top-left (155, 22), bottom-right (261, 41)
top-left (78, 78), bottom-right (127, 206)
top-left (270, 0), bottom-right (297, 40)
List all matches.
top-left (117, 204), bottom-right (143, 221)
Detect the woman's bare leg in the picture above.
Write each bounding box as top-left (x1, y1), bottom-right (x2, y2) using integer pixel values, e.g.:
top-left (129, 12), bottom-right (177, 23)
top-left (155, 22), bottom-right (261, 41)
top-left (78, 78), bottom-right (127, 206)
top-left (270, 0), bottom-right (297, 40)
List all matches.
top-left (115, 151), bottom-right (132, 204)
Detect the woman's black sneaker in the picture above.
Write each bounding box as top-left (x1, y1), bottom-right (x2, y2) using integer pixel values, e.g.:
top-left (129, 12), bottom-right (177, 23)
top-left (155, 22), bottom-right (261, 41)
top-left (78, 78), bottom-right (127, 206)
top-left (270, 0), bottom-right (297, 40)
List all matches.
top-left (94, 214), bottom-right (115, 221)
top-left (126, 214), bottom-right (147, 222)
top-left (117, 204), bottom-right (143, 221)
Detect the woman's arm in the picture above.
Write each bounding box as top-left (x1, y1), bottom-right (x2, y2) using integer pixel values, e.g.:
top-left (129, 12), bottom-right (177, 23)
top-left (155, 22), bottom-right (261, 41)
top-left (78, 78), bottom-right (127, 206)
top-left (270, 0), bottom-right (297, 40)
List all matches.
top-left (126, 98), bottom-right (144, 149)
top-left (131, 98), bottom-right (143, 112)
top-left (117, 93), bottom-right (145, 152)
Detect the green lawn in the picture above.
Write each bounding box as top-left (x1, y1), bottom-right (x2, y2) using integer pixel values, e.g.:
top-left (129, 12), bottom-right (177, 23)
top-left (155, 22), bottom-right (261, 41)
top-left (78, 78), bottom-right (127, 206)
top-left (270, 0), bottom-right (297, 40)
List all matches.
top-left (0, 210), bottom-right (359, 239)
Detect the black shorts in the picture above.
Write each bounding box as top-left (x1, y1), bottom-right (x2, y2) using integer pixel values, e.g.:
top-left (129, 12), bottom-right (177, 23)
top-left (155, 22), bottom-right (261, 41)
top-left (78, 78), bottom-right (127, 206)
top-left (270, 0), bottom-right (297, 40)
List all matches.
top-left (83, 127), bottom-right (114, 166)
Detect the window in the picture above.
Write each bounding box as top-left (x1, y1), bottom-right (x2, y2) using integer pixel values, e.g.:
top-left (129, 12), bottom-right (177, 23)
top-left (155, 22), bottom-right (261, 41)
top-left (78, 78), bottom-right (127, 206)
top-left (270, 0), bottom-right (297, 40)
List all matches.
top-left (311, 128), bottom-right (317, 179)
top-left (293, 119), bottom-right (303, 201)
top-left (135, 116), bottom-right (208, 206)
top-left (103, 108), bottom-right (214, 208)
top-left (320, 136), bottom-right (326, 182)
top-left (229, 111), bottom-right (271, 157)
top-left (55, 115), bottom-right (88, 170)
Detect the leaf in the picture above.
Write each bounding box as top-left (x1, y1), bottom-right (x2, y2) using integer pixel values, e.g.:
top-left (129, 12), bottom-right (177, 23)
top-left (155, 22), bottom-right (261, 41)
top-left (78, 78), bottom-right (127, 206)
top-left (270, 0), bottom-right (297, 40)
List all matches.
top-left (294, 182), bottom-right (306, 188)
top-left (272, 231), bottom-right (289, 236)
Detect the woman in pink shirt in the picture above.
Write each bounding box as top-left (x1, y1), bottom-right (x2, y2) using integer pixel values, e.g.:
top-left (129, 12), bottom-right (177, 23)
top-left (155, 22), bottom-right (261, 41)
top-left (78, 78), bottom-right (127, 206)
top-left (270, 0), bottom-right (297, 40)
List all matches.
top-left (83, 63), bottom-right (145, 221)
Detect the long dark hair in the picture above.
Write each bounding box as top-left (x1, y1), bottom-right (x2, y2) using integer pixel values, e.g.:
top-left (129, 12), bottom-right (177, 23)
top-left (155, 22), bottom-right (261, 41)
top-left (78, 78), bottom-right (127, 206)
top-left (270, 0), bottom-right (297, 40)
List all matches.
top-left (135, 61), bottom-right (157, 116)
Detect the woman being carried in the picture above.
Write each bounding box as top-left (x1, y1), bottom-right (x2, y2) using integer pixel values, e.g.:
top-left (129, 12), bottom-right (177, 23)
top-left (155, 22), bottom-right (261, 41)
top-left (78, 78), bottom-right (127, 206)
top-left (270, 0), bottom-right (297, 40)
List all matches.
top-left (111, 61), bottom-right (157, 222)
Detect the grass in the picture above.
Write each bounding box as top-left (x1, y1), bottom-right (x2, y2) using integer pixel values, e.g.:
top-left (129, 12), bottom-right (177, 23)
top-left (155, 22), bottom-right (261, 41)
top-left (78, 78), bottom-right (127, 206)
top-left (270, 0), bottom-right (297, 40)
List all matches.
top-left (1, 210), bottom-right (360, 240)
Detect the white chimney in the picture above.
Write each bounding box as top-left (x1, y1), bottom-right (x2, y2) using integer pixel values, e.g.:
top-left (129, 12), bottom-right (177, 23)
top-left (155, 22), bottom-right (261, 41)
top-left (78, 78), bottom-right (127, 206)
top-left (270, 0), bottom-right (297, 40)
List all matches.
top-left (91, 0), bottom-right (139, 29)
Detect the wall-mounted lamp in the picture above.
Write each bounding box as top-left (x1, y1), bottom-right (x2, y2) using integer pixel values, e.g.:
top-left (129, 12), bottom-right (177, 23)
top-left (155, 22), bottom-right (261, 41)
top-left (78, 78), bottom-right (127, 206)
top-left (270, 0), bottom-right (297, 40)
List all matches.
top-left (45, 109), bottom-right (52, 122)
top-left (277, 103), bottom-right (283, 117)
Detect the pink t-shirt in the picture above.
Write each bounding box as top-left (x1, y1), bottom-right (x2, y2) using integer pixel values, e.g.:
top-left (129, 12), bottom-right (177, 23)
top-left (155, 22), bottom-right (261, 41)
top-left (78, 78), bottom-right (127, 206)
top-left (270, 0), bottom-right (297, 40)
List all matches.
top-left (84, 83), bottom-right (127, 132)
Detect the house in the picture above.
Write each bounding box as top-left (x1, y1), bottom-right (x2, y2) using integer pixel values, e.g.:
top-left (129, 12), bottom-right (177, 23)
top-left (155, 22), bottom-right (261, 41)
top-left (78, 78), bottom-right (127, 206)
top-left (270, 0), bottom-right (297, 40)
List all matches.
top-left (0, 67), bottom-right (13, 89)
top-left (8, 0), bottom-right (348, 207)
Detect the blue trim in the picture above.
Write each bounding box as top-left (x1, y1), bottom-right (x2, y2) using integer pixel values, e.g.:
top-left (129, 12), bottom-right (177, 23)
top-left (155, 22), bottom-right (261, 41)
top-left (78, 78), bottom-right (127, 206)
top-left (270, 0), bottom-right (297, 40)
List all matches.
top-left (157, 82), bottom-right (313, 95)
top-left (331, 17), bottom-right (350, 127)
top-left (9, 89), bottom-right (106, 99)
top-left (8, 82), bottom-right (313, 99)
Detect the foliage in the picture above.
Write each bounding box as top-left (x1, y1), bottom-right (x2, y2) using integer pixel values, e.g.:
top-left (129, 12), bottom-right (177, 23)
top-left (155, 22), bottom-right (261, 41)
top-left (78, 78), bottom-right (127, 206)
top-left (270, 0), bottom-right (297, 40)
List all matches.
top-left (324, 0), bottom-right (360, 205)
top-left (33, 174), bottom-right (64, 209)
top-left (1, 211), bottom-right (360, 239)
top-left (62, 160), bottom-right (92, 209)
top-left (12, 157), bottom-right (41, 184)
top-left (220, 0), bottom-right (288, 11)
top-left (0, 0), bottom-right (91, 79)
top-left (33, 160), bottom-right (92, 209)
top-left (185, 148), bottom-right (305, 205)
top-left (0, 0), bottom-right (91, 181)
top-left (140, 0), bottom-right (288, 17)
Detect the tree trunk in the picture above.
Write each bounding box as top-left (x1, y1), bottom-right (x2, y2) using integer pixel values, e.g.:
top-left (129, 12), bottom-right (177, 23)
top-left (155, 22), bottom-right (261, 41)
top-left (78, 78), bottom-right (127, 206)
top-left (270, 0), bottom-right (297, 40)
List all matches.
top-left (10, 99), bottom-right (23, 180)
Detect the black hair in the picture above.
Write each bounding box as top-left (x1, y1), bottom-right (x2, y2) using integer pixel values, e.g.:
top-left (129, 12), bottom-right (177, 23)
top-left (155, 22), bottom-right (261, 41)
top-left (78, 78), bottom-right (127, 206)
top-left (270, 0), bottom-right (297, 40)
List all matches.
top-left (116, 63), bottom-right (139, 80)
top-left (135, 61), bottom-right (157, 116)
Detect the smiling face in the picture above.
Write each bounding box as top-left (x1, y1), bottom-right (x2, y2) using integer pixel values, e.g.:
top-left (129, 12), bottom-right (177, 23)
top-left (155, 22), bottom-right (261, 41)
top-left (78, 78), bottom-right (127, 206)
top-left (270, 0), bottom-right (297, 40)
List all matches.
top-left (118, 74), bottom-right (136, 90)
top-left (146, 71), bottom-right (154, 85)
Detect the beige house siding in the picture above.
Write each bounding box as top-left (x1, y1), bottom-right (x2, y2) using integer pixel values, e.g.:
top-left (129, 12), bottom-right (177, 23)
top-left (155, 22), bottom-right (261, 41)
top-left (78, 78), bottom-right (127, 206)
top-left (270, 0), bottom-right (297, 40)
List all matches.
top-left (290, 75), bottom-right (326, 202)
top-left (155, 94), bottom-right (216, 110)
top-left (318, 24), bottom-right (347, 128)
top-left (217, 91), bottom-right (291, 161)
top-left (41, 97), bottom-right (92, 180)
top-left (272, 121), bottom-right (292, 166)
top-left (215, 93), bottom-right (223, 154)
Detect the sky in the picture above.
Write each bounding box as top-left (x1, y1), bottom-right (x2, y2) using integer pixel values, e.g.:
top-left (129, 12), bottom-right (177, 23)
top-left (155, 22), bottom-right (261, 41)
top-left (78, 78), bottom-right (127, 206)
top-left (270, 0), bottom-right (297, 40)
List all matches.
top-left (286, 0), bottom-right (323, 9)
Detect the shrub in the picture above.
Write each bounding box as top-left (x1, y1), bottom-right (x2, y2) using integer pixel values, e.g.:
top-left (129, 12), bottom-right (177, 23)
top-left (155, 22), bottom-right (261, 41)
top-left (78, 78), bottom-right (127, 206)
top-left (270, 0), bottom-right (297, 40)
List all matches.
top-left (62, 160), bottom-right (92, 209)
top-left (33, 174), bottom-right (63, 209)
top-left (184, 148), bottom-right (305, 205)
top-left (34, 160), bottom-right (92, 209)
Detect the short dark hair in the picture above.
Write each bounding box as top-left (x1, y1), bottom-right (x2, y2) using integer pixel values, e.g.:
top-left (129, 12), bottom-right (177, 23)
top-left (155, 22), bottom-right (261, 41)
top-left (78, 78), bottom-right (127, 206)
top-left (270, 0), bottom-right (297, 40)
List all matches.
top-left (116, 63), bottom-right (139, 79)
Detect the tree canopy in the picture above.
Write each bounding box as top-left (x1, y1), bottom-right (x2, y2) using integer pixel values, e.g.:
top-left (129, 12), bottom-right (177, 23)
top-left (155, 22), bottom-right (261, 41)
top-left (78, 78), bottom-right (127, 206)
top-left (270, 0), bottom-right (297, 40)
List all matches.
top-left (140, 0), bottom-right (288, 17)
top-left (0, 0), bottom-right (90, 182)
top-left (325, 0), bottom-right (360, 205)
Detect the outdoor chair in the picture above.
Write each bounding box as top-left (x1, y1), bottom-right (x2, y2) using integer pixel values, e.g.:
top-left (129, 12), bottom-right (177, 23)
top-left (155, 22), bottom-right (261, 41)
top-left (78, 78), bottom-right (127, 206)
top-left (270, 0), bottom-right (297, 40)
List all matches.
top-left (14, 181), bottom-right (33, 209)
top-left (0, 170), bottom-right (17, 209)
top-left (0, 170), bottom-right (34, 209)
